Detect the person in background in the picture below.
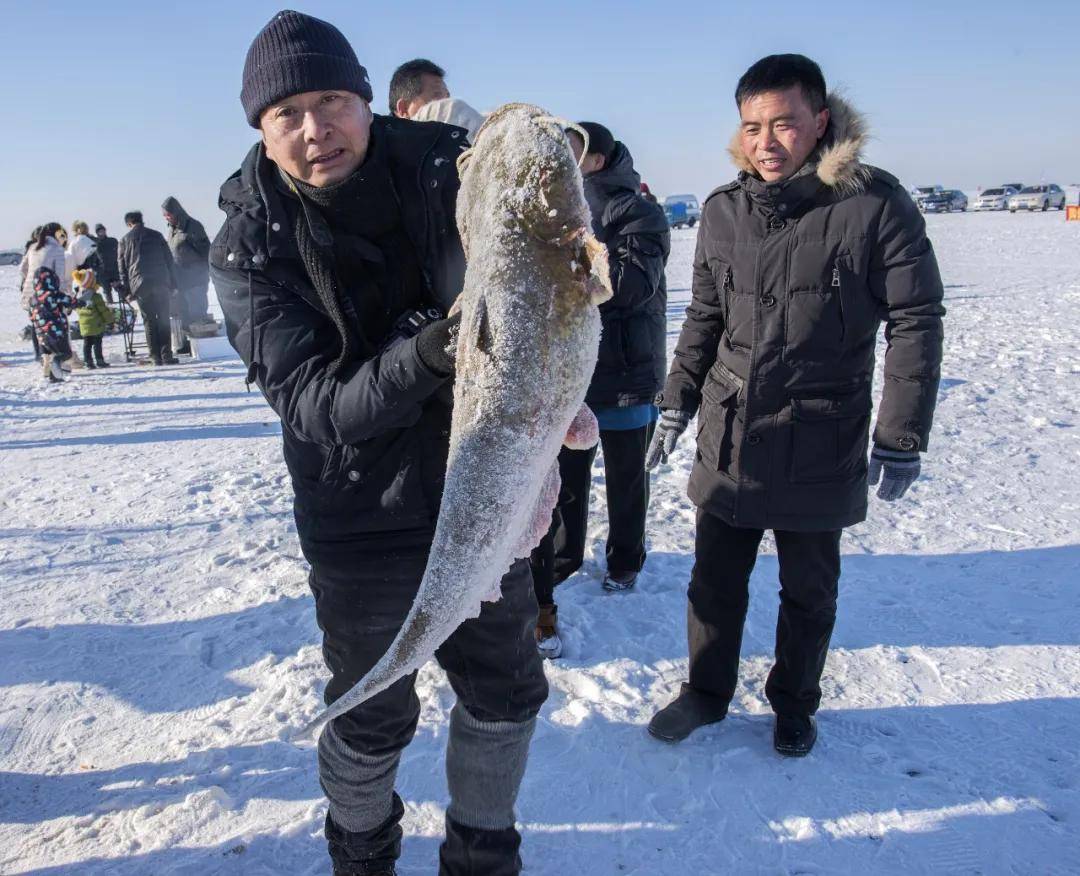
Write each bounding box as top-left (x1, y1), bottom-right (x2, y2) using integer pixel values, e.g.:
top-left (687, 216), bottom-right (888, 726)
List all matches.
top-left (94, 223), bottom-right (121, 303)
top-left (529, 121), bottom-right (670, 658)
top-left (73, 268), bottom-right (113, 369)
top-left (25, 223), bottom-right (76, 383)
top-left (118, 210), bottom-right (179, 366)
top-left (162, 196), bottom-right (212, 352)
top-left (640, 181), bottom-right (659, 205)
top-left (19, 226), bottom-right (43, 361)
top-left (388, 58), bottom-right (449, 119)
top-left (646, 54), bottom-right (945, 757)
top-left (67, 221), bottom-right (100, 276)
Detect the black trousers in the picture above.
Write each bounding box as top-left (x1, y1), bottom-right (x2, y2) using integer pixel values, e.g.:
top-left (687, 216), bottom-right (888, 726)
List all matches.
top-left (82, 334), bottom-right (105, 365)
top-left (688, 508), bottom-right (842, 717)
top-left (306, 528), bottom-right (547, 871)
top-left (529, 423), bottom-right (654, 605)
top-left (137, 291), bottom-right (172, 362)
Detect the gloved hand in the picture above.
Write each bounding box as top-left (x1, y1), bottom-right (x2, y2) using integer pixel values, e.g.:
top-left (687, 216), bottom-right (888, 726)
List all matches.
top-left (415, 311), bottom-right (462, 376)
top-left (645, 410), bottom-right (692, 470)
top-left (868, 446), bottom-right (922, 501)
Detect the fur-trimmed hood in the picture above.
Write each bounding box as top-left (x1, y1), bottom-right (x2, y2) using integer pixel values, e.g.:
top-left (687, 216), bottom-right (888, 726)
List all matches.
top-left (727, 94), bottom-right (871, 196)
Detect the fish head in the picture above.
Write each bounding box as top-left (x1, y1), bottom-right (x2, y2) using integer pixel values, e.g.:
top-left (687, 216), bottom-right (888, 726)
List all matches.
top-left (457, 103), bottom-right (592, 251)
top-left (456, 103), bottom-right (611, 305)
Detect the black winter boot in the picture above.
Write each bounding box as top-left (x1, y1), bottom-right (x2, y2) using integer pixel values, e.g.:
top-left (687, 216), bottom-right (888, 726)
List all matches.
top-left (324, 795), bottom-right (403, 876)
top-left (647, 683), bottom-right (728, 743)
top-left (439, 816), bottom-right (522, 876)
top-left (774, 714), bottom-right (817, 757)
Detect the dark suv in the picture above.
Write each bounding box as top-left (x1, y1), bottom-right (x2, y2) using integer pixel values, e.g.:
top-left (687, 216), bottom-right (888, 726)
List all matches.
top-left (921, 190), bottom-right (968, 213)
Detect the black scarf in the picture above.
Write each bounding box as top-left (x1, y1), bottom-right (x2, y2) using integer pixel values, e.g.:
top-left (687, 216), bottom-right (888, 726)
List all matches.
top-left (284, 131), bottom-right (424, 376)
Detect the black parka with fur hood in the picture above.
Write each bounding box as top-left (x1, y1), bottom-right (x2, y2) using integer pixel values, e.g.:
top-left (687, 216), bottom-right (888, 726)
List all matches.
top-left (662, 96), bottom-right (945, 531)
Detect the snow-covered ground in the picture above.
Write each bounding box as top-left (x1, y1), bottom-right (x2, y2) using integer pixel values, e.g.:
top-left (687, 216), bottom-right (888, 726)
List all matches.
top-left (1, 210), bottom-right (1078, 875)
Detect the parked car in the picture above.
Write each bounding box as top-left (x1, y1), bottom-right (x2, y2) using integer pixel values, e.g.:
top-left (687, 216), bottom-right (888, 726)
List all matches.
top-left (663, 194), bottom-right (701, 228)
top-left (1001, 182), bottom-right (1024, 192)
top-left (0, 249), bottom-right (22, 266)
top-left (972, 187), bottom-right (1017, 211)
top-left (913, 185), bottom-right (943, 209)
top-left (922, 189), bottom-right (968, 213)
top-left (1009, 184), bottom-right (1067, 212)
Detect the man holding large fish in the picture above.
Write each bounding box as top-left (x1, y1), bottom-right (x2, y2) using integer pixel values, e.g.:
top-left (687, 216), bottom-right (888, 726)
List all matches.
top-left (208, 11), bottom-right (608, 875)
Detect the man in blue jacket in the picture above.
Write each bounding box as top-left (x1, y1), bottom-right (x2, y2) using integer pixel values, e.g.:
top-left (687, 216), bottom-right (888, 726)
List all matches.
top-left (210, 12), bottom-right (546, 875)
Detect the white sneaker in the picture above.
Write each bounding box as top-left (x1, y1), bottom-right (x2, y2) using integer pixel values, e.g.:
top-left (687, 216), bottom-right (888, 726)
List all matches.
top-left (537, 632), bottom-right (563, 660)
top-left (602, 571), bottom-right (638, 593)
top-left (535, 603), bottom-right (562, 660)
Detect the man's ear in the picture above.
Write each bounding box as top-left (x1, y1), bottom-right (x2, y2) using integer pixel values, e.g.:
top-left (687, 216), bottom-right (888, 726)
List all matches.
top-left (594, 154), bottom-right (607, 172)
top-left (815, 107), bottom-right (830, 140)
top-left (394, 97), bottom-right (411, 119)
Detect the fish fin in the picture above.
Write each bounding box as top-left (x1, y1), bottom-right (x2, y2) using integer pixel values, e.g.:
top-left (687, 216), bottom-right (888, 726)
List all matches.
top-left (470, 295), bottom-right (494, 355)
top-left (581, 235), bottom-right (613, 304)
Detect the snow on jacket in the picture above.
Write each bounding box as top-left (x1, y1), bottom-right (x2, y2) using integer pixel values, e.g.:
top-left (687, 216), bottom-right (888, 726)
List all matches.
top-left (210, 114), bottom-right (468, 548)
top-left (583, 141), bottom-right (671, 409)
top-left (118, 223), bottom-right (177, 298)
top-left (162, 196), bottom-right (211, 293)
top-left (662, 95), bottom-right (945, 531)
top-left (76, 288), bottom-right (114, 337)
top-left (21, 237), bottom-right (69, 310)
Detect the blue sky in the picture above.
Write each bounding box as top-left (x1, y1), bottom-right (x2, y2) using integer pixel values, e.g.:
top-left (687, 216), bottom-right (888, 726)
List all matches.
top-left (2, 0), bottom-right (1077, 246)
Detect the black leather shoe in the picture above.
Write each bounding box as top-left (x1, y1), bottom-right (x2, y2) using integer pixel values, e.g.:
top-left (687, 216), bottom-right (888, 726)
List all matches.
top-left (647, 683), bottom-right (728, 743)
top-left (774, 714), bottom-right (817, 757)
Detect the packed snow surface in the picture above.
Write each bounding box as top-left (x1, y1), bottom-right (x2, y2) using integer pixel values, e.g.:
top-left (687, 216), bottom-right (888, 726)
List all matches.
top-left (1, 210), bottom-right (1078, 874)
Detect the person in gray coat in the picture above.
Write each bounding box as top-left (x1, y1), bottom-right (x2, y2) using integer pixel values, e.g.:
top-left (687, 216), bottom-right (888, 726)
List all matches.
top-left (162, 196), bottom-right (212, 331)
top-left (118, 211), bottom-right (179, 365)
top-left (646, 55), bottom-right (944, 756)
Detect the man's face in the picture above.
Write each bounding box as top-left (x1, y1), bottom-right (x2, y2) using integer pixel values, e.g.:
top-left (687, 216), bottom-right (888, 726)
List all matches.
top-left (738, 86), bottom-right (829, 183)
top-left (163, 212), bottom-right (176, 227)
top-left (397, 74), bottom-right (449, 118)
top-left (260, 90), bottom-right (373, 187)
top-left (96, 227), bottom-right (106, 238)
top-left (567, 132), bottom-right (605, 176)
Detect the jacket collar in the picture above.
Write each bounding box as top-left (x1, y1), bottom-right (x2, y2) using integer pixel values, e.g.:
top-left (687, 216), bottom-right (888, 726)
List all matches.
top-left (222, 113), bottom-right (455, 267)
top-left (728, 93), bottom-right (872, 204)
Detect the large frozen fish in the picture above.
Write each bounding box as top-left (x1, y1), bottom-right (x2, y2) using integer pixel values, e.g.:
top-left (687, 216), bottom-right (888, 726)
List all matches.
top-left (299, 104), bottom-right (611, 737)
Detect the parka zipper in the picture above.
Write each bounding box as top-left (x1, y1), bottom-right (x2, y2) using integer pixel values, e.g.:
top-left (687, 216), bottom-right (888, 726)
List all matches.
top-left (833, 258), bottom-right (847, 344)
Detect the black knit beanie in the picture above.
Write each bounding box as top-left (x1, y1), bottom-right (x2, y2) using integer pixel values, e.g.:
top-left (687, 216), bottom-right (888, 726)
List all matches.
top-left (241, 10), bottom-right (374, 128)
top-left (576, 122), bottom-right (616, 162)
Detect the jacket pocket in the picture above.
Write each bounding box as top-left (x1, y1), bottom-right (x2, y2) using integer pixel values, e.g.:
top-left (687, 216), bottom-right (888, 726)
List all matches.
top-left (697, 371), bottom-right (740, 476)
top-left (718, 263), bottom-right (754, 351)
top-left (784, 255), bottom-right (849, 364)
top-left (789, 389), bottom-right (871, 484)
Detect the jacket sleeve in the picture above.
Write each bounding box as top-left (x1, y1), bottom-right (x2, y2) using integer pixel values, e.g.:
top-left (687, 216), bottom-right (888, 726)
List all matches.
top-left (117, 240), bottom-right (130, 292)
top-left (660, 209), bottom-right (723, 414)
top-left (212, 265), bottom-right (449, 446)
top-left (868, 187), bottom-right (945, 452)
top-left (50, 248), bottom-right (72, 294)
top-left (160, 235), bottom-right (179, 289)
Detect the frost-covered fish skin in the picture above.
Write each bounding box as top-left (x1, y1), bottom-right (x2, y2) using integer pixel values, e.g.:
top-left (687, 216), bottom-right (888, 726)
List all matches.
top-left (299, 104), bottom-right (611, 737)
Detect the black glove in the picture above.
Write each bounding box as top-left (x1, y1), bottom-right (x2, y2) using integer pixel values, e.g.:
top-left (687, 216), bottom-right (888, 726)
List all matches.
top-left (645, 410), bottom-right (693, 470)
top-left (415, 311), bottom-right (461, 377)
top-left (868, 446), bottom-right (922, 501)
